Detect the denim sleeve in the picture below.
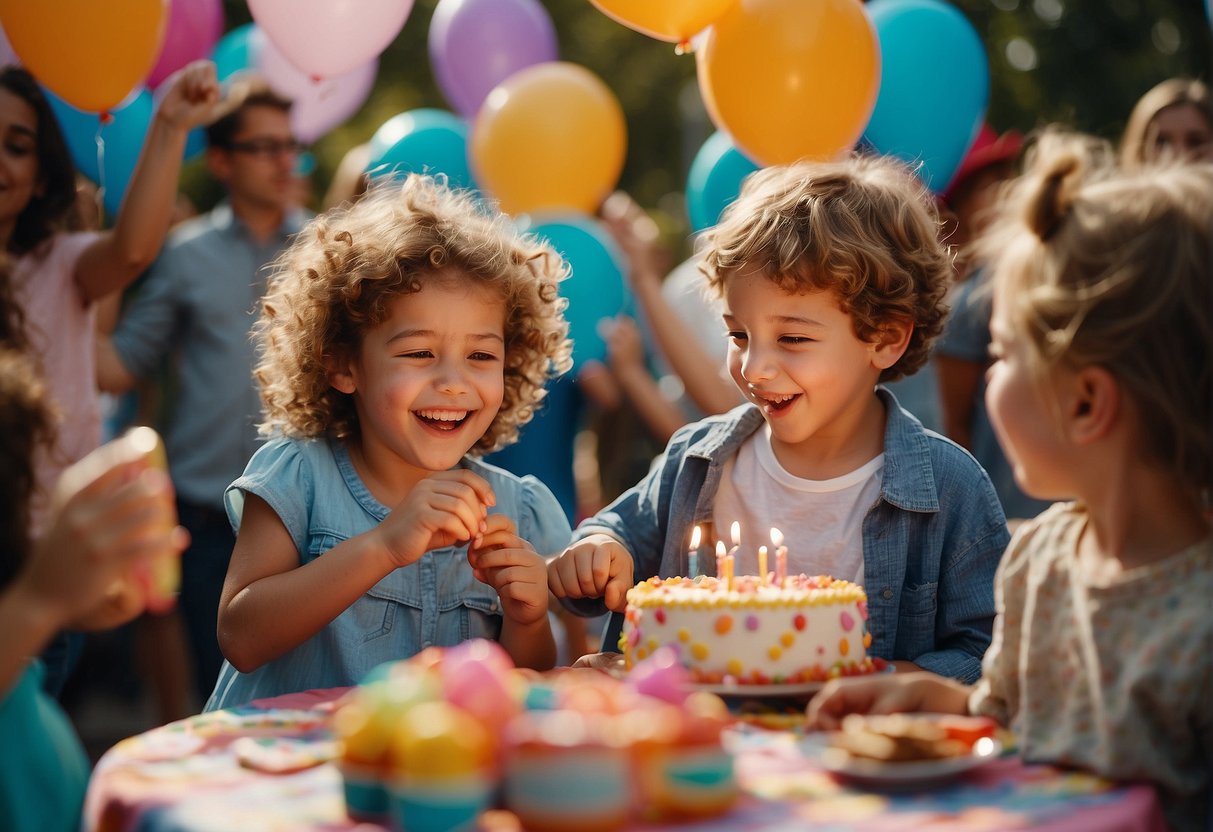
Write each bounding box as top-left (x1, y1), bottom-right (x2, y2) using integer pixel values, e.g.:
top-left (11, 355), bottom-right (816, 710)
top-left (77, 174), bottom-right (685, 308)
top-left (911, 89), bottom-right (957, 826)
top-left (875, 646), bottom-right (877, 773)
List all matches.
top-left (110, 250), bottom-right (181, 379)
top-left (223, 438), bottom-right (314, 557)
top-left (558, 425), bottom-right (692, 618)
top-left (915, 464), bottom-right (1009, 683)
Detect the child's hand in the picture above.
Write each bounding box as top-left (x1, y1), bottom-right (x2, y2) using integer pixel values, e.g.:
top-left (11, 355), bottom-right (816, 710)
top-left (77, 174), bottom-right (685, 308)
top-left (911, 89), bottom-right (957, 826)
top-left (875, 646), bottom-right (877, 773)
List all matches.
top-left (603, 315), bottom-right (647, 377)
top-left (805, 672), bottom-right (970, 731)
top-left (547, 533), bottom-right (634, 612)
top-left (154, 60), bottom-right (221, 131)
top-left (376, 470), bottom-right (495, 569)
top-left (19, 437), bottom-right (187, 630)
top-left (467, 515), bottom-right (549, 627)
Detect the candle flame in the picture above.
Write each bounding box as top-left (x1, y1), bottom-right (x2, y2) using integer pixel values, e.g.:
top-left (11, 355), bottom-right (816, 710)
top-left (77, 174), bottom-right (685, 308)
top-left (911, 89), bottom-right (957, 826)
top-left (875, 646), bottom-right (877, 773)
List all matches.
top-left (730, 520), bottom-right (741, 546)
top-left (770, 527), bottom-right (784, 547)
top-left (715, 540), bottom-right (727, 556)
top-left (690, 525), bottom-right (702, 549)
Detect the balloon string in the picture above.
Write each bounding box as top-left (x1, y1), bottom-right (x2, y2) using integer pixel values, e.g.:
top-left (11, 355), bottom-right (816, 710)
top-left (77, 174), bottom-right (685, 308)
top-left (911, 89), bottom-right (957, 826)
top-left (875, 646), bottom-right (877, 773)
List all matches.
top-left (95, 116), bottom-right (108, 223)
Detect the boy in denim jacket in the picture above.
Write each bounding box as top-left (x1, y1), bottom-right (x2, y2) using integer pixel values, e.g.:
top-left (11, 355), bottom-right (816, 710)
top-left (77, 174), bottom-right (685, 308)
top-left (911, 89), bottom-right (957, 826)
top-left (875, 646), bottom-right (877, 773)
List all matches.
top-left (548, 156), bottom-right (1008, 682)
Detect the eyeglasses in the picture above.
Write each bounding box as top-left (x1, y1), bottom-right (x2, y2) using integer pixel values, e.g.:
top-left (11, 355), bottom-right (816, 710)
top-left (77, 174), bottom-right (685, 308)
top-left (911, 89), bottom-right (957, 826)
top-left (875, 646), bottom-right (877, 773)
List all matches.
top-left (225, 138), bottom-right (305, 159)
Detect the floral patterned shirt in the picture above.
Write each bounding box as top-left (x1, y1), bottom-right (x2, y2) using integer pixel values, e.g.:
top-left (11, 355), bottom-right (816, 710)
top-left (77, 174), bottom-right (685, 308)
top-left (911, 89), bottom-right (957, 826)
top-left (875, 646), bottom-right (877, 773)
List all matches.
top-left (970, 502), bottom-right (1212, 832)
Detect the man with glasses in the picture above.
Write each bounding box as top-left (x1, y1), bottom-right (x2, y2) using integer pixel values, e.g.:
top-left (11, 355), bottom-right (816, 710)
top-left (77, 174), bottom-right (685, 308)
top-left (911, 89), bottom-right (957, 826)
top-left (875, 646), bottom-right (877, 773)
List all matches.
top-left (97, 79), bottom-right (306, 706)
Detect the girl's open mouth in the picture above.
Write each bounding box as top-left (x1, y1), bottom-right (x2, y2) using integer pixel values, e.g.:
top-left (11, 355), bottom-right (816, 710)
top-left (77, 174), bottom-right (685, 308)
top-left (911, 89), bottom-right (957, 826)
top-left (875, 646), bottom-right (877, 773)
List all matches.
top-left (414, 409), bottom-right (470, 431)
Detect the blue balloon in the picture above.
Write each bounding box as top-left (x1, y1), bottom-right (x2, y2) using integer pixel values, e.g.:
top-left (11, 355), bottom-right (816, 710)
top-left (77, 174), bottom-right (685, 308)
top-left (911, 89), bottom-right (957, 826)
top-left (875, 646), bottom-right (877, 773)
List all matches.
top-left (47, 88), bottom-right (152, 219)
top-left (686, 131), bottom-right (761, 234)
top-left (366, 109), bottom-right (477, 192)
top-left (863, 0), bottom-right (989, 192)
top-left (526, 215), bottom-right (629, 367)
top-left (212, 23), bottom-right (257, 84)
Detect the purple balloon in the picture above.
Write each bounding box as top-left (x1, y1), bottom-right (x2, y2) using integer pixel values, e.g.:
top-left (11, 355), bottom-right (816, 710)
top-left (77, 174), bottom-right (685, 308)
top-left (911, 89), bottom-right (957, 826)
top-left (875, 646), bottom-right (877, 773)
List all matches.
top-left (147, 0), bottom-right (224, 89)
top-left (429, 0), bottom-right (558, 119)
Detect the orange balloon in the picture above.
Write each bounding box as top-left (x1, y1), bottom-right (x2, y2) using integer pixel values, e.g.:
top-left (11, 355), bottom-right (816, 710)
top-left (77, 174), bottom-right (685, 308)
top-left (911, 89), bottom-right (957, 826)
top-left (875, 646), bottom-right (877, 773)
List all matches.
top-left (591, 0), bottom-right (739, 43)
top-left (471, 62), bottom-right (626, 216)
top-left (697, 0), bottom-right (880, 166)
top-left (0, 0), bottom-right (168, 112)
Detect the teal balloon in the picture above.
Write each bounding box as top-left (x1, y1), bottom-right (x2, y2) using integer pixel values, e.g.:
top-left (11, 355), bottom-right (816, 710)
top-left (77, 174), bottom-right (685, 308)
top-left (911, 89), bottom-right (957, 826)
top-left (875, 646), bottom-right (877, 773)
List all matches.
top-left (47, 88), bottom-right (151, 219)
top-left (686, 131), bottom-right (761, 233)
top-left (212, 23), bottom-right (257, 83)
top-left (366, 109), bottom-right (477, 192)
top-left (863, 0), bottom-right (988, 192)
top-left (527, 215), bottom-right (629, 367)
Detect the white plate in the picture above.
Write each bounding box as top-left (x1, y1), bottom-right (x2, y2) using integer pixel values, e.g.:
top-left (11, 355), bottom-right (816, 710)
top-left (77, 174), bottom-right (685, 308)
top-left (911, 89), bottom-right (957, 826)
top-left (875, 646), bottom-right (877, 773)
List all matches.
top-left (820, 736), bottom-right (1002, 790)
top-left (690, 681), bottom-right (826, 698)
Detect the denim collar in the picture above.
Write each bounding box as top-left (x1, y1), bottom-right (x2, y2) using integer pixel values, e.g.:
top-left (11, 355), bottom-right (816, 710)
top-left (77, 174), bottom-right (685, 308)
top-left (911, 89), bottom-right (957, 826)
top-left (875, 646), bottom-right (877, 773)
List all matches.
top-left (684, 386), bottom-right (940, 515)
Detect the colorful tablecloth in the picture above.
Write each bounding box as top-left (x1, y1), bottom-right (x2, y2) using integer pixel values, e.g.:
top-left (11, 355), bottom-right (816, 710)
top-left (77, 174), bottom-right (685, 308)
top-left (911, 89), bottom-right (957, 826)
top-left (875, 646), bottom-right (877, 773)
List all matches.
top-left (83, 687), bottom-right (1166, 832)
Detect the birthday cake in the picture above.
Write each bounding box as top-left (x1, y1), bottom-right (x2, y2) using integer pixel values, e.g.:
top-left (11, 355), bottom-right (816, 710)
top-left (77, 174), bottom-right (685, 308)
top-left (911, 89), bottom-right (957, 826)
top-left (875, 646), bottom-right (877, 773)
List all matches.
top-left (621, 574), bottom-right (881, 685)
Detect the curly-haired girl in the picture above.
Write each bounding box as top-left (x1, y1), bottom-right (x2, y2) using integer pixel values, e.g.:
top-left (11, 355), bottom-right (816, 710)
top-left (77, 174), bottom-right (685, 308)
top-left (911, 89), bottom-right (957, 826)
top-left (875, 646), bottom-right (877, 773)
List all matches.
top-left (207, 176), bottom-right (573, 710)
top-left (550, 155), bottom-right (1008, 682)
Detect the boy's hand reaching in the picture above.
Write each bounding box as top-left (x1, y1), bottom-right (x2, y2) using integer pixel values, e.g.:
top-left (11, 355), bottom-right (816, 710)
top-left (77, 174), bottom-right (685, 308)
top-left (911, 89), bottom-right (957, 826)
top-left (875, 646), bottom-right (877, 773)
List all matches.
top-left (467, 515), bottom-right (548, 627)
top-left (547, 533), bottom-right (634, 612)
top-left (805, 672), bottom-right (971, 731)
top-left (377, 470), bottom-right (495, 569)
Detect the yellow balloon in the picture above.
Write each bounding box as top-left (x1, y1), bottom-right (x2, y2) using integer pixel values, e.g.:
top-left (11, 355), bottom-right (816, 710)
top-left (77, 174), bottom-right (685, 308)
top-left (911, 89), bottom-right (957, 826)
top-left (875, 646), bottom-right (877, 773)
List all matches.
top-left (697, 0), bottom-right (880, 166)
top-left (0, 0), bottom-right (167, 112)
top-left (471, 62), bottom-right (626, 216)
top-left (591, 0), bottom-right (739, 43)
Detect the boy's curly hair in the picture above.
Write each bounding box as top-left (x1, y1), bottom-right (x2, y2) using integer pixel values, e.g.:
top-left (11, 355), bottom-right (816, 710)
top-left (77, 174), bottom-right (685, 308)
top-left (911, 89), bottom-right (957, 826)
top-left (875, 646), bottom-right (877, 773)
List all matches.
top-left (701, 155), bottom-right (952, 382)
top-left (254, 175), bottom-right (572, 455)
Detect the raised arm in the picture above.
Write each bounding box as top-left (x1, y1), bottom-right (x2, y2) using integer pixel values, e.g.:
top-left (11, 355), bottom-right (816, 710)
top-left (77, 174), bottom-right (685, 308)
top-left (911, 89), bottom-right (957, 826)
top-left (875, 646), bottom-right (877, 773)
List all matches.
top-left (73, 61), bottom-right (220, 302)
top-left (600, 194), bottom-right (739, 416)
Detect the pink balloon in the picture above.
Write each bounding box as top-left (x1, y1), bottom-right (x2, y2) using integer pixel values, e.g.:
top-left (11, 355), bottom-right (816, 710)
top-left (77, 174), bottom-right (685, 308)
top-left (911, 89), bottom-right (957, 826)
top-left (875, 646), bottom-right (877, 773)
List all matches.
top-left (146, 0), bottom-right (223, 88)
top-left (254, 27), bottom-right (377, 143)
top-left (248, 0), bottom-right (414, 79)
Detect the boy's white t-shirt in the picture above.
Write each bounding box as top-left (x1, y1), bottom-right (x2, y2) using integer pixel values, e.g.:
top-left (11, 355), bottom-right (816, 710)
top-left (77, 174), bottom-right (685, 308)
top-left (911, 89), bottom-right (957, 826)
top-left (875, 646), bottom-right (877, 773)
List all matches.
top-left (712, 424), bottom-right (883, 584)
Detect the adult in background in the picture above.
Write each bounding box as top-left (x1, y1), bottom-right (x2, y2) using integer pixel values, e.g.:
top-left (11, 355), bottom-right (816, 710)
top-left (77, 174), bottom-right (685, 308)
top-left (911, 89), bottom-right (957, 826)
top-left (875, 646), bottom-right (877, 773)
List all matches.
top-left (1119, 77), bottom-right (1211, 170)
top-left (1, 61), bottom-right (219, 695)
top-left (97, 78), bottom-right (305, 704)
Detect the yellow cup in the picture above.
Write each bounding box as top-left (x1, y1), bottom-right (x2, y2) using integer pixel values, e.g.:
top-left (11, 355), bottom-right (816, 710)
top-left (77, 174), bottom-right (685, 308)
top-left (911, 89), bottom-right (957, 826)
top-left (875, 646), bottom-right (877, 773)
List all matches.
top-left (124, 426), bottom-right (179, 613)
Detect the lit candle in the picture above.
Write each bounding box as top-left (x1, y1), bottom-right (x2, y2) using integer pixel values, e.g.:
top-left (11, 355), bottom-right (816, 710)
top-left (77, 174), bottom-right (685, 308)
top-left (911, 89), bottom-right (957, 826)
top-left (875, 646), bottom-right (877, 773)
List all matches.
top-left (688, 525), bottom-right (702, 578)
top-left (729, 521), bottom-right (741, 558)
top-left (725, 554), bottom-right (735, 591)
top-left (758, 545), bottom-right (768, 586)
top-left (771, 527), bottom-right (787, 586)
top-left (715, 540), bottom-right (727, 581)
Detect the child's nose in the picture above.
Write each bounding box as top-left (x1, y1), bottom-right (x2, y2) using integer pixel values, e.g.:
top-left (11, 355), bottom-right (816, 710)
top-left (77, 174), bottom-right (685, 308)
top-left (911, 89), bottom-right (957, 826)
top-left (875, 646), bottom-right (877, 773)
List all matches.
top-left (434, 360), bottom-right (470, 395)
top-left (740, 345), bottom-right (777, 383)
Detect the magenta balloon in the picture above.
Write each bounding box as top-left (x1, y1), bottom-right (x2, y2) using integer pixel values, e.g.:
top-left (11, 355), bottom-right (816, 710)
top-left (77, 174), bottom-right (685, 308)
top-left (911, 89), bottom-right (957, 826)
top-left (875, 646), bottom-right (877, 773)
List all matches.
top-left (146, 0), bottom-right (224, 89)
top-left (428, 0), bottom-right (558, 118)
top-left (249, 0), bottom-right (413, 79)
top-left (255, 27), bottom-right (377, 143)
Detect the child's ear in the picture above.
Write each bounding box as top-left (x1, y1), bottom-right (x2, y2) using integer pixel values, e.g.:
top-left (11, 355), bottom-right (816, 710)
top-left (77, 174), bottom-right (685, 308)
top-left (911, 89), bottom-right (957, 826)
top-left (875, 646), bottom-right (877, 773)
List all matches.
top-left (325, 354), bottom-right (357, 395)
top-left (870, 318), bottom-right (913, 371)
top-left (1065, 366), bottom-right (1119, 445)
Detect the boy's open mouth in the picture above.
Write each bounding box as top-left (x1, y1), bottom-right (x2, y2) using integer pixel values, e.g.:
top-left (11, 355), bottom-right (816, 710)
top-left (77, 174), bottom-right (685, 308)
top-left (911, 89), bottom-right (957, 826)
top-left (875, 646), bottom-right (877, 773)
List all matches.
top-left (755, 392), bottom-right (799, 413)
top-left (414, 409), bottom-right (471, 431)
